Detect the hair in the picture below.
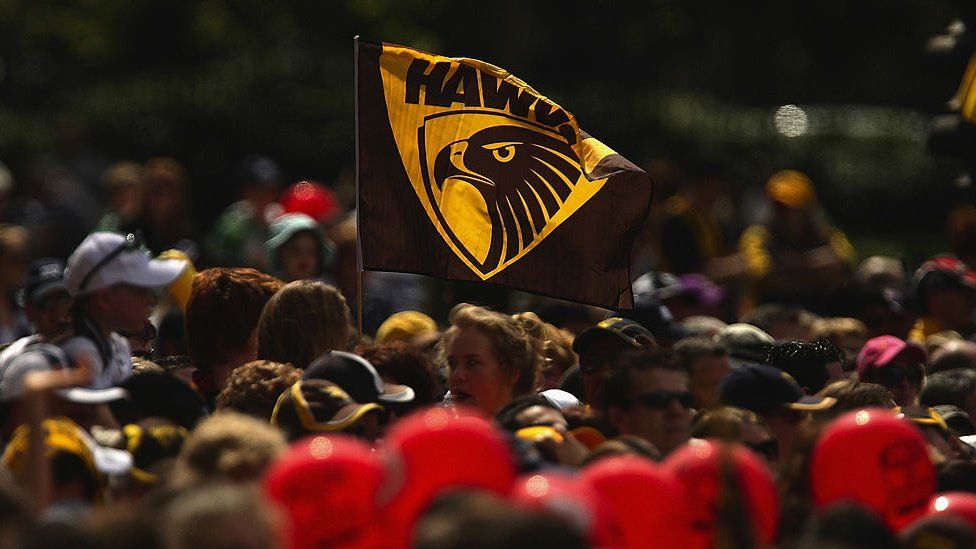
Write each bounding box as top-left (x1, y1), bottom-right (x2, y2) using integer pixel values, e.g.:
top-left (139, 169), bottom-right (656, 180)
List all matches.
top-left (602, 349), bottom-right (685, 411)
top-left (257, 280), bottom-right (352, 369)
top-left (920, 369), bottom-right (976, 411)
top-left (144, 156), bottom-right (188, 190)
top-left (439, 303), bottom-right (543, 397)
top-left (691, 406), bottom-right (763, 442)
top-left (580, 435), bottom-right (661, 466)
top-left (169, 412), bottom-right (286, 489)
top-left (740, 304), bottom-right (816, 338)
top-left (818, 379), bottom-right (895, 417)
top-left (767, 339), bottom-right (842, 394)
top-left (512, 312), bottom-right (577, 387)
top-left (215, 360), bottom-right (301, 420)
top-left (185, 268), bottom-right (283, 373)
top-left (163, 483), bottom-right (279, 549)
top-left (355, 342), bottom-right (440, 405)
top-left (673, 336), bottom-right (728, 374)
top-left (929, 341), bottom-right (976, 374)
top-left (101, 161), bottom-right (143, 191)
top-left (809, 317), bottom-right (867, 342)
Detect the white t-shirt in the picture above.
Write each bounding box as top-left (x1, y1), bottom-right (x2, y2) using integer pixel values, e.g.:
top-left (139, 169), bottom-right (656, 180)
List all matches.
top-left (59, 333), bottom-right (132, 389)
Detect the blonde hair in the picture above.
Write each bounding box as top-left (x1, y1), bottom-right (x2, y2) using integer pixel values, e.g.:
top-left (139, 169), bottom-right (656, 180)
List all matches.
top-left (512, 312), bottom-right (576, 386)
top-left (810, 317), bottom-right (867, 341)
top-left (440, 304), bottom-right (543, 396)
top-left (257, 280), bottom-right (352, 369)
top-left (170, 412), bottom-right (286, 489)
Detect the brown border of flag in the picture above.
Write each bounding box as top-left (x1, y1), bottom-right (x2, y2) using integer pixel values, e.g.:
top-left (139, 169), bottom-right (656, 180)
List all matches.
top-left (356, 38), bottom-right (653, 309)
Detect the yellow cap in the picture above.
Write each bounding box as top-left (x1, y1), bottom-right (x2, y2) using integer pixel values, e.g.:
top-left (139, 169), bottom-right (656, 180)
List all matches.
top-left (2, 417), bottom-right (102, 501)
top-left (766, 170), bottom-right (815, 209)
top-left (375, 311), bottom-right (437, 344)
top-left (158, 249), bottom-right (196, 313)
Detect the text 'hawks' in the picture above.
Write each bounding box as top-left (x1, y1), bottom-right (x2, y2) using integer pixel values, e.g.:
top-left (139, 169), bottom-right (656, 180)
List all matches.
top-left (404, 59), bottom-right (576, 144)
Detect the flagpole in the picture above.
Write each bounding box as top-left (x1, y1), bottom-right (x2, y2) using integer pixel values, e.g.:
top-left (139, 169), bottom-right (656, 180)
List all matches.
top-left (354, 35), bottom-right (364, 341)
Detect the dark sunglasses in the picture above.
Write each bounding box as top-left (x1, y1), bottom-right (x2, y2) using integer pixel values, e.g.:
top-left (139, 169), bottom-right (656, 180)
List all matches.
top-left (634, 390), bottom-right (694, 410)
top-left (80, 233), bottom-right (144, 291)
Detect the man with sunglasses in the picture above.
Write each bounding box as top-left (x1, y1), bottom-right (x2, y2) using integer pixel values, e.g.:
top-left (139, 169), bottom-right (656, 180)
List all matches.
top-left (602, 349), bottom-right (692, 457)
top-left (571, 317), bottom-right (656, 409)
top-left (60, 232), bottom-right (186, 389)
top-left (856, 335), bottom-right (927, 408)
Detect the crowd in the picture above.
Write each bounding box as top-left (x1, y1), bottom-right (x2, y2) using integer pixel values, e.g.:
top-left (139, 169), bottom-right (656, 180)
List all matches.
top-left (1, 151), bottom-right (976, 548)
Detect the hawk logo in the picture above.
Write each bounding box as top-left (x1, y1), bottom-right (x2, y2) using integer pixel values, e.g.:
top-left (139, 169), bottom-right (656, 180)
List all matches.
top-left (419, 111), bottom-right (582, 277)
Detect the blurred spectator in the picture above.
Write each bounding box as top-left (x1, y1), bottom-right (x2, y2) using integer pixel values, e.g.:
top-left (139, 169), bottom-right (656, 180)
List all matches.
top-left (767, 339), bottom-right (845, 395)
top-left (810, 317), bottom-right (867, 372)
top-left (603, 349), bottom-right (692, 457)
top-left (691, 406), bottom-right (777, 465)
top-left (184, 267), bottom-right (283, 407)
top-left (215, 360), bottom-right (301, 420)
top-left (356, 341), bottom-right (441, 406)
top-left (0, 225), bottom-right (31, 344)
top-left (680, 315), bottom-right (727, 337)
top-left (374, 310), bottom-right (438, 345)
top-left (739, 170), bottom-right (855, 311)
top-left (569, 318), bottom-right (655, 408)
top-left (271, 379), bottom-right (384, 443)
top-left (713, 322), bottom-right (774, 369)
top-left (279, 180), bottom-right (342, 226)
top-left (18, 258), bottom-right (71, 340)
top-left (162, 483), bottom-right (282, 549)
top-left (120, 157), bottom-right (194, 254)
top-left (257, 280), bottom-right (353, 369)
top-left (94, 162), bottom-right (144, 235)
top-left (818, 379), bottom-right (896, 417)
top-left (512, 311), bottom-right (577, 391)
top-left (265, 213), bottom-right (333, 282)
top-left (910, 255), bottom-right (976, 342)
top-left (304, 351), bottom-right (415, 416)
top-left (673, 336), bottom-right (731, 409)
top-left (920, 369), bottom-right (976, 422)
top-left (929, 340), bottom-right (976, 374)
top-left (205, 156), bottom-right (284, 269)
top-left (856, 335), bottom-right (927, 407)
top-left (740, 303), bottom-right (817, 342)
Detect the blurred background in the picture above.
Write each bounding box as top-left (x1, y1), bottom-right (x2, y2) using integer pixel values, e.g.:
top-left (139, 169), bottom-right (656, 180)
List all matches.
top-left (0, 0), bottom-right (969, 264)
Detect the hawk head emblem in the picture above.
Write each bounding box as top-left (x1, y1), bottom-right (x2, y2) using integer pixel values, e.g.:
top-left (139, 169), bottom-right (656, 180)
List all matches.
top-left (420, 112), bottom-right (583, 276)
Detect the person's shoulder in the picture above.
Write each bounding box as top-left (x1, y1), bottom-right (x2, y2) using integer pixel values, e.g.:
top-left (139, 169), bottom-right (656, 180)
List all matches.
top-left (59, 334), bottom-right (101, 360)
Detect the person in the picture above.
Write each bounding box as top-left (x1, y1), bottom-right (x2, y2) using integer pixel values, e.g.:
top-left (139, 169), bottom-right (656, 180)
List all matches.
top-left (214, 360), bottom-right (301, 420)
top-left (204, 156), bottom-right (284, 269)
top-left (10, 258), bottom-right (71, 345)
top-left (374, 311), bottom-right (438, 345)
top-left (439, 303), bottom-right (542, 415)
top-left (256, 280), bottom-right (353, 370)
top-left (265, 212), bottom-right (333, 282)
top-left (94, 161), bottom-right (143, 234)
top-left (740, 304), bottom-right (817, 342)
top-left (569, 317), bottom-right (656, 408)
top-left (738, 170), bottom-right (855, 310)
top-left (184, 267), bottom-right (283, 407)
top-left (712, 322), bottom-right (774, 369)
top-left (116, 157), bottom-right (194, 255)
top-left (60, 232), bottom-right (186, 389)
top-left (512, 311), bottom-right (577, 391)
top-left (691, 406), bottom-right (778, 465)
top-left (162, 483), bottom-right (281, 549)
top-left (304, 350), bottom-right (415, 419)
top-left (0, 225), bottom-right (31, 344)
top-left (856, 335), bottom-right (927, 407)
top-left (719, 363), bottom-right (835, 460)
top-left (767, 339), bottom-right (845, 395)
top-left (920, 369), bottom-right (976, 422)
top-left (929, 339), bottom-right (976, 374)
top-left (809, 317), bottom-right (867, 372)
top-left (909, 255), bottom-right (976, 342)
top-left (356, 341), bottom-right (441, 406)
top-left (673, 336), bottom-right (731, 410)
top-left (602, 349), bottom-right (693, 457)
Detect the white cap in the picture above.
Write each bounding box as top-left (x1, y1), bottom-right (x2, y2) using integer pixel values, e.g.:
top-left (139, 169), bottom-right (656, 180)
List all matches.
top-left (539, 389), bottom-right (581, 410)
top-left (64, 232), bottom-right (187, 297)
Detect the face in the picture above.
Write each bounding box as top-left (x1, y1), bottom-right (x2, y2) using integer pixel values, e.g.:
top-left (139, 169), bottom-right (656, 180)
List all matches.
top-left (447, 327), bottom-right (517, 415)
top-left (688, 355), bottom-right (731, 409)
top-left (872, 356), bottom-right (923, 407)
top-left (278, 232), bottom-right (320, 281)
top-left (580, 336), bottom-right (632, 408)
top-left (25, 291), bottom-right (72, 338)
top-left (614, 368), bottom-right (692, 456)
top-left (105, 284), bottom-right (157, 335)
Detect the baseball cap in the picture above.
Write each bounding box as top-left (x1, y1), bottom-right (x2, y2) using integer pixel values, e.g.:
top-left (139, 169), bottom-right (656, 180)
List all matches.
top-left (913, 255), bottom-right (976, 293)
top-left (811, 408), bottom-right (936, 532)
top-left (713, 323), bottom-right (775, 368)
top-left (280, 180), bottom-right (341, 224)
top-left (122, 418), bottom-right (189, 486)
top-left (510, 472), bottom-right (617, 547)
top-left (19, 258), bottom-right (68, 306)
top-left (718, 363), bottom-right (836, 414)
top-left (304, 351), bottom-right (414, 405)
top-left (0, 343), bottom-right (128, 404)
top-left (374, 311), bottom-right (438, 344)
top-left (856, 335), bottom-right (927, 379)
top-left (63, 232), bottom-right (187, 297)
top-left (573, 317), bottom-right (656, 354)
top-left (271, 380), bottom-right (384, 441)
top-left (264, 435), bottom-right (385, 549)
top-left (2, 417), bottom-right (133, 502)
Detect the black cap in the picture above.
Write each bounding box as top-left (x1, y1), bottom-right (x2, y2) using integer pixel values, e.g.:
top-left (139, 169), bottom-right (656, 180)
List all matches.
top-left (718, 364), bottom-right (835, 414)
top-left (237, 155), bottom-right (282, 189)
top-left (21, 258), bottom-right (67, 305)
top-left (304, 351), bottom-right (414, 405)
top-left (573, 317), bottom-right (656, 354)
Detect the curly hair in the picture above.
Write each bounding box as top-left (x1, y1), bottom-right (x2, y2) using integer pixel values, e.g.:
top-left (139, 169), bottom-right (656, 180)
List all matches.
top-left (257, 280), bottom-right (352, 369)
top-left (512, 312), bottom-right (576, 388)
top-left (440, 303), bottom-right (543, 397)
top-left (215, 360), bottom-right (301, 420)
top-left (356, 341), bottom-right (440, 404)
top-left (170, 412), bottom-right (286, 489)
top-left (185, 268), bottom-right (283, 373)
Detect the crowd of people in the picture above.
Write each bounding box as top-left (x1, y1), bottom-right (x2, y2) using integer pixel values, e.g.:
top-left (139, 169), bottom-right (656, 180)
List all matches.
top-left (2, 151), bottom-right (976, 548)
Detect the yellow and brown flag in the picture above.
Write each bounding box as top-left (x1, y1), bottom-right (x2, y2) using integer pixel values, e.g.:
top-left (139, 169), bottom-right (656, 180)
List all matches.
top-left (356, 40), bottom-right (653, 308)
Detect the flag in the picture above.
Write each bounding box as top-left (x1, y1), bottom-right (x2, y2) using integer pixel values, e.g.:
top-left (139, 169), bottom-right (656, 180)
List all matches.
top-left (356, 39), bottom-right (653, 308)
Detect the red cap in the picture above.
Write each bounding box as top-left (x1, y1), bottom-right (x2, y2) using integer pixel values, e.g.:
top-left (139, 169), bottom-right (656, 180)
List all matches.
top-left (263, 435), bottom-right (384, 549)
top-left (281, 180), bottom-right (341, 224)
top-left (925, 492), bottom-right (976, 529)
top-left (378, 406), bottom-right (517, 548)
top-left (914, 255), bottom-right (976, 290)
top-left (856, 335), bottom-right (927, 379)
top-left (811, 408), bottom-right (935, 532)
top-left (510, 472), bottom-right (617, 547)
top-left (664, 440), bottom-right (779, 549)
top-left (581, 456), bottom-right (693, 548)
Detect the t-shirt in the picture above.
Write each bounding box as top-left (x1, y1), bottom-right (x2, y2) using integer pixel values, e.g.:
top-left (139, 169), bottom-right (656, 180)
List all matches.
top-left (59, 333), bottom-right (132, 389)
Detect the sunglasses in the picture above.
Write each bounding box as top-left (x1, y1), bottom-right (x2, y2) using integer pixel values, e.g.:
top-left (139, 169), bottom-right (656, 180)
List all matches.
top-left (80, 233), bottom-right (144, 291)
top-left (634, 390), bottom-right (694, 410)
